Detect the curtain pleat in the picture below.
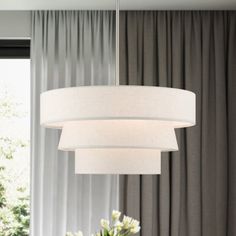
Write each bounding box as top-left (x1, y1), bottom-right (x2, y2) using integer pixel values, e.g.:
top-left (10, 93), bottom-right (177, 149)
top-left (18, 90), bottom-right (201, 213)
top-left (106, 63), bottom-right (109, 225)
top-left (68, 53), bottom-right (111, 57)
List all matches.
top-left (119, 11), bottom-right (236, 236)
top-left (30, 11), bottom-right (118, 236)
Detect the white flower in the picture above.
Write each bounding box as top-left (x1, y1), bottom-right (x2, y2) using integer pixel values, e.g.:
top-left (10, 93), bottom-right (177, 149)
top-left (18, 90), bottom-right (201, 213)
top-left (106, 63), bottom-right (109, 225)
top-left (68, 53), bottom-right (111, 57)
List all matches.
top-left (115, 221), bottom-right (123, 228)
top-left (114, 221), bottom-right (123, 232)
top-left (130, 219), bottom-right (140, 229)
top-left (66, 233), bottom-right (74, 236)
top-left (112, 210), bottom-right (121, 221)
top-left (122, 215), bottom-right (132, 229)
top-left (75, 231), bottom-right (83, 236)
top-left (130, 226), bottom-right (141, 234)
top-left (101, 219), bottom-right (110, 230)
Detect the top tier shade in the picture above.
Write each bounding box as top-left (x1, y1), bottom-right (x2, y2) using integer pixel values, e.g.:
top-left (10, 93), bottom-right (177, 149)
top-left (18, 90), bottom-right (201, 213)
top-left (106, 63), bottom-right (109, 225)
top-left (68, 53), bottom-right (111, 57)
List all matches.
top-left (40, 86), bottom-right (196, 128)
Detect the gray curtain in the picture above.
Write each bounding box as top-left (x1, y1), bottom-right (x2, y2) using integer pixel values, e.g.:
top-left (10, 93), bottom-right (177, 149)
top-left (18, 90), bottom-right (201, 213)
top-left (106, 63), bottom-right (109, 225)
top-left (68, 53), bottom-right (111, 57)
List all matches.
top-left (119, 11), bottom-right (236, 236)
top-left (30, 11), bottom-right (119, 236)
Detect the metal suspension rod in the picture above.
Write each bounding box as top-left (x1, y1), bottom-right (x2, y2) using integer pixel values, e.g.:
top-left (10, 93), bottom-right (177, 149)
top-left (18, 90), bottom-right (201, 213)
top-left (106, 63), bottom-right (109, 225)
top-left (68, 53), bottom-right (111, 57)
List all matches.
top-left (115, 0), bottom-right (120, 86)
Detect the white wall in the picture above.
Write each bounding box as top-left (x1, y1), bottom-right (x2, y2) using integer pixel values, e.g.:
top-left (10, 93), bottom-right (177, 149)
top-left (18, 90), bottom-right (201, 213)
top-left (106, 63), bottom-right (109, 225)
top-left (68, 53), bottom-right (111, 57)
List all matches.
top-left (0, 11), bottom-right (31, 39)
top-left (0, 0), bottom-right (235, 10)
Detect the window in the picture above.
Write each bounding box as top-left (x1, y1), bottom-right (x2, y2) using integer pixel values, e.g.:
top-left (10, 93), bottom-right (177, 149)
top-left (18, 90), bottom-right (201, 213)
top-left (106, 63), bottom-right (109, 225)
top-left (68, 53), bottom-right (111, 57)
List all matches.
top-left (0, 40), bottom-right (30, 235)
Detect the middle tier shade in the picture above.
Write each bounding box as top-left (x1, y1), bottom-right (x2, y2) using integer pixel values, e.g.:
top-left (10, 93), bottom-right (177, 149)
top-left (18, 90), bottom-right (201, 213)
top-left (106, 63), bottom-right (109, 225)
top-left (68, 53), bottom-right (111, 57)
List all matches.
top-left (58, 120), bottom-right (178, 151)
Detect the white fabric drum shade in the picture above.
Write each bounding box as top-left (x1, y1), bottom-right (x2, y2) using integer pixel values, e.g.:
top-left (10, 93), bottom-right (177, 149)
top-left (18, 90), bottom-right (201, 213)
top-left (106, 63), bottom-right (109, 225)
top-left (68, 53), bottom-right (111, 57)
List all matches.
top-left (40, 86), bottom-right (196, 128)
top-left (75, 149), bottom-right (161, 174)
top-left (40, 85), bottom-right (196, 174)
top-left (58, 120), bottom-right (178, 151)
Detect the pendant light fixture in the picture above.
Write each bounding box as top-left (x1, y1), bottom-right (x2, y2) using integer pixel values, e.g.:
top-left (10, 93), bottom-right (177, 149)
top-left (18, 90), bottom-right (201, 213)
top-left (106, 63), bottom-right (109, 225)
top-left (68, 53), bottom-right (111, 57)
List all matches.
top-left (40, 0), bottom-right (196, 174)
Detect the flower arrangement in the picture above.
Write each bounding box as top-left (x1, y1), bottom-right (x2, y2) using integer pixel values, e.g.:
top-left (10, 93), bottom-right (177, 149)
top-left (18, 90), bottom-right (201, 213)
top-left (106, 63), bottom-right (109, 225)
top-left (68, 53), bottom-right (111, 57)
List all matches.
top-left (66, 210), bottom-right (141, 236)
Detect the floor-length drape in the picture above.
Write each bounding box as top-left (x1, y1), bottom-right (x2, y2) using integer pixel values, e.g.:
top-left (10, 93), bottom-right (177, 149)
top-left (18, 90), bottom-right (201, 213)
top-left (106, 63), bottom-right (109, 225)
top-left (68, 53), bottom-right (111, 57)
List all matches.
top-left (119, 11), bottom-right (236, 236)
top-left (30, 11), bottom-right (118, 236)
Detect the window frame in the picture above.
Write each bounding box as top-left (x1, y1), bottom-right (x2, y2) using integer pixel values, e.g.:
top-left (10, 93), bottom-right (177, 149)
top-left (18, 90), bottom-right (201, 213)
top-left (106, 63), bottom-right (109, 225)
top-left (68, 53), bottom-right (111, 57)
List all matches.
top-left (0, 40), bottom-right (30, 58)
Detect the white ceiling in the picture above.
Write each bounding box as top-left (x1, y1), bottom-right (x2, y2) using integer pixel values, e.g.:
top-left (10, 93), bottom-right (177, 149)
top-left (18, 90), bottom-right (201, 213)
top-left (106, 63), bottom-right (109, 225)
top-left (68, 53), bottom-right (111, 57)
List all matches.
top-left (0, 0), bottom-right (235, 10)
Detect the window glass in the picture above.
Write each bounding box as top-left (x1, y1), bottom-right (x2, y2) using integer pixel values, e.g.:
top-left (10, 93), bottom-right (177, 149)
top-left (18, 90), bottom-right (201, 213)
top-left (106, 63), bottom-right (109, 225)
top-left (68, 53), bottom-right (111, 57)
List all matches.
top-left (0, 59), bottom-right (30, 235)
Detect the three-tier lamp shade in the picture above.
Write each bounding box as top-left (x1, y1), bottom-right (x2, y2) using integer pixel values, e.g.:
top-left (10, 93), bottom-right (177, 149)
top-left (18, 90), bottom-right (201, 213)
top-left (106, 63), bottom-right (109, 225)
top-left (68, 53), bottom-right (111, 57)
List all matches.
top-left (40, 86), bottom-right (196, 174)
